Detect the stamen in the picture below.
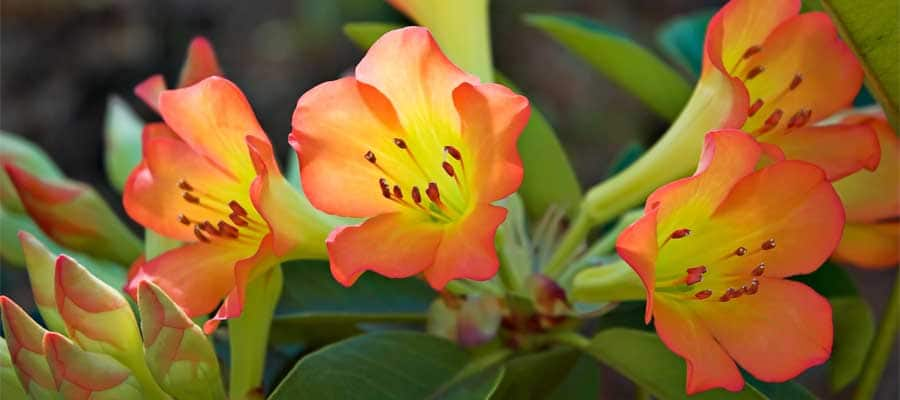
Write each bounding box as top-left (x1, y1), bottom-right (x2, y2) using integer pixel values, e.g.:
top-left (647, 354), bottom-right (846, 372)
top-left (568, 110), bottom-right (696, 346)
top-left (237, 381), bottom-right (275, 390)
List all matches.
top-left (426, 182), bottom-right (441, 203)
top-left (685, 273), bottom-right (703, 285)
top-left (444, 146), bottom-right (462, 160)
top-left (229, 201), bottom-right (248, 217)
top-left (364, 150), bottom-right (376, 164)
top-left (178, 179), bottom-right (194, 191)
top-left (182, 192), bottom-right (200, 204)
top-left (695, 290), bottom-right (712, 300)
top-left (442, 161), bottom-right (456, 177)
top-left (787, 109), bottom-right (812, 129)
top-left (670, 229), bottom-right (691, 239)
top-left (789, 74), bottom-right (803, 91)
top-left (411, 186), bottom-right (422, 204)
top-left (218, 221), bottom-right (239, 238)
top-left (719, 292), bottom-right (732, 302)
top-left (379, 178), bottom-right (391, 199)
top-left (758, 109), bottom-right (783, 133)
top-left (178, 214), bottom-right (191, 225)
top-left (193, 226), bottom-right (210, 243)
top-left (752, 262), bottom-right (766, 276)
top-left (392, 185), bottom-right (403, 200)
top-left (748, 99), bottom-right (764, 117)
top-left (734, 246), bottom-right (748, 256)
top-left (200, 221), bottom-right (221, 237)
top-left (686, 266), bottom-right (707, 275)
top-left (393, 138), bottom-right (407, 149)
top-left (230, 214), bottom-right (249, 227)
top-left (761, 238), bottom-right (776, 250)
top-left (742, 45), bottom-right (762, 59)
top-left (747, 279), bottom-right (760, 295)
top-left (731, 286), bottom-right (745, 298)
top-left (745, 65), bottom-right (765, 80)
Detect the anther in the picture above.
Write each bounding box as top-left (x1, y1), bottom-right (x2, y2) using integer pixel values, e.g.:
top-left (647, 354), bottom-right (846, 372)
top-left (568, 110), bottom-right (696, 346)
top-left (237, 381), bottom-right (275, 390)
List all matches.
top-left (200, 221), bottom-right (221, 237)
top-left (686, 266), bottom-right (707, 275)
top-left (178, 214), bottom-right (191, 225)
top-left (392, 185), bottom-right (403, 199)
top-left (787, 109), bottom-right (812, 128)
top-left (719, 293), bottom-right (732, 302)
top-left (745, 65), bottom-right (765, 80)
top-left (229, 201), bottom-right (248, 217)
top-left (747, 279), bottom-right (760, 295)
top-left (748, 99), bottom-right (764, 117)
top-left (759, 109), bottom-right (783, 133)
top-left (442, 161), bottom-right (456, 177)
top-left (177, 179), bottom-right (194, 191)
top-left (789, 74), bottom-right (803, 91)
top-left (752, 262), bottom-right (766, 276)
top-left (426, 182), bottom-right (441, 203)
top-left (731, 286), bottom-right (745, 298)
top-left (444, 146), bottom-right (462, 160)
top-left (364, 150), bottom-right (376, 164)
top-left (670, 229), bottom-right (691, 239)
top-left (230, 214), bottom-right (249, 227)
top-left (695, 290), bottom-right (712, 300)
top-left (411, 186), bottom-right (422, 204)
top-left (734, 246), bottom-right (748, 256)
top-left (742, 45), bottom-right (762, 59)
top-left (217, 221), bottom-right (239, 238)
top-left (379, 180), bottom-right (392, 199)
top-left (761, 238), bottom-right (776, 250)
top-left (685, 273), bottom-right (703, 285)
top-left (193, 225), bottom-right (210, 243)
top-left (182, 191), bottom-right (200, 204)
top-left (393, 138), bottom-right (407, 149)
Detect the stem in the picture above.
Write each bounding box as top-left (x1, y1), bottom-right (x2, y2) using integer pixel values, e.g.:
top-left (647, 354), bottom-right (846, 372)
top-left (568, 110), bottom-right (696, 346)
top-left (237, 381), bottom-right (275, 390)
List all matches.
top-left (546, 330), bottom-right (591, 350)
top-left (559, 209), bottom-right (643, 289)
top-left (853, 272), bottom-right (899, 400)
top-left (229, 266), bottom-right (283, 400)
top-left (543, 211), bottom-right (594, 279)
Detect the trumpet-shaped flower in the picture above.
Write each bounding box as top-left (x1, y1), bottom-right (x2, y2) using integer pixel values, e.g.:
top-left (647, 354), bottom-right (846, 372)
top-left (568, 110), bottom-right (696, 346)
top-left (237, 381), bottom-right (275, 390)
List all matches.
top-left (616, 130), bottom-right (842, 393)
top-left (291, 27), bottom-right (529, 289)
top-left (831, 115), bottom-right (899, 268)
top-left (584, 0), bottom-right (873, 224)
top-left (124, 76), bottom-right (333, 332)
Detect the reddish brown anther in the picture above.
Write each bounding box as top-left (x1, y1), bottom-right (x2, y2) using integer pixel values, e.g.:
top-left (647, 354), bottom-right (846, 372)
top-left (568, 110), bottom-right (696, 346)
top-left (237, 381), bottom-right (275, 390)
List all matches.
top-left (392, 185), bottom-right (403, 199)
top-left (789, 74), bottom-right (803, 90)
top-left (217, 221), bottom-right (239, 238)
top-left (442, 161), bottom-right (456, 177)
top-left (734, 246), bottom-right (748, 256)
top-left (426, 182), bottom-right (441, 203)
top-left (752, 262), bottom-right (766, 276)
top-left (787, 109), bottom-right (812, 128)
top-left (761, 238), bottom-right (776, 250)
top-left (695, 289), bottom-right (712, 299)
top-left (230, 213), bottom-right (248, 227)
top-left (200, 221), bottom-right (221, 236)
top-left (229, 200), bottom-right (248, 217)
top-left (747, 279), bottom-right (760, 295)
top-left (193, 225), bottom-right (211, 243)
top-left (742, 45), bottom-right (762, 59)
top-left (182, 191), bottom-right (200, 204)
top-left (177, 179), bottom-right (194, 191)
top-left (444, 145), bottom-right (462, 160)
top-left (178, 214), bottom-right (191, 225)
top-left (748, 99), bottom-right (764, 117)
top-left (365, 150), bottom-right (376, 163)
top-left (686, 266), bottom-right (708, 275)
top-left (670, 228), bottom-right (691, 239)
top-left (393, 138), bottom-right (407, 149)
top-left (685, 273), bottom-right (704, 285)
top-left (745, 65), bottom-right (765, 80)
top-left (759, 109), bottom-right (783, 133)
top-left (411, 186), bottom-right (422, 204)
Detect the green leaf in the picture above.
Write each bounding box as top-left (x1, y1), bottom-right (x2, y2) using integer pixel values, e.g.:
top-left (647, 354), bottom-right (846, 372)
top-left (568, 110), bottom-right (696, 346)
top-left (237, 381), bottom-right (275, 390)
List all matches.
top-left (103, 96), bottom-right (144, 192)
top-left (341, 21), bottom-right (583, 219)
top-left (655, 9), bottom-right (715, 78)
top-left (546, 354), bottom-right (600, 400)
top-left (793, 262), bottom-right (857, 298)
top-left (821, 0), bottom-right (900, 130)
top-left (588, 328), bottom-right (814, 399)
top-left (524, 14), bottom-right (692, 121)
top-left (433, 366), bottom-right (505, 400)
top-left (491, 347), bottom-right (588, 399)
top-left (270, 261), bottom-right (435, 346)
top-left (826, 297), bottom-right (875, 392)
top-left (269, 331), bottom-right (499, 400)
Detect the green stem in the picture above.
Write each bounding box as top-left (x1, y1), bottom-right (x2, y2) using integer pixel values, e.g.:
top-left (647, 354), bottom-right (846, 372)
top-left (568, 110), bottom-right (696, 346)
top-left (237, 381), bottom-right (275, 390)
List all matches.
top-left (546, 330), bottom-right (591, 350)
top-left (229, 266), bottom-right (283, 400)
top-left (559, 209), bottom-right (643, 289)
top-left (446, 279), bottom-right (504, 297)
top-left (543, 211), bottom-right (594, 279)
top-left (853, 272), bottom-right (899, 400)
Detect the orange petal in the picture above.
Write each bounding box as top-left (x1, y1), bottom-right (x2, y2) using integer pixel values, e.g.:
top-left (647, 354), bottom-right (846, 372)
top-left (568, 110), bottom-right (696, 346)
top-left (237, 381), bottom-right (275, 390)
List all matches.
top-left (704, 0), bottom-right (800, 73)
top-left (177, 37), bottom-right (222, 88)
top-left (761, 122), bottom-right (880, 181)
top-left (158, 76), bottom-right (268, 177)
top-left (205, 234), bottom-right (279, 333)
top-left (326, 212), bottom-right (443, 286)
top-left (700, 279), bottom-right (832, 382)
top-left (832, 222), bottom-right (899, 269)
top-left (355, 27), bottom-right (478, 136)
top-left (290, 77), bottom-right (405, 218)
top-left (615, 208), bottom-right (659, 324)
top-left (741, 13), bottom-right (862, 134)
top-left (451, 82), bottom-right (529, 202)
top-left (424, 205), bottom-right (507, 290)
top-left (833, 117), bottom-right (899, 223)
top-left (653, 299), bottom-right (744, 394)
top-left (123, 124), bottom-right (244, 242)
top-left (125, 242), bottom-right (251, 317)
top-left (134, 74), bottom-right (167, 112)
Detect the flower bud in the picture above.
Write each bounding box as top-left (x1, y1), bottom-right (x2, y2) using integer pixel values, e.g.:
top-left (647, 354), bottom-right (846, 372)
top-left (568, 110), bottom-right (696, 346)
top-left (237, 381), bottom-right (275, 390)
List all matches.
top-left (427, 294), bottom-right (502, 348)
top-left (43, 332), bottom-right (143, 399)
top-left (0, 337), bottom-right (28, 400)
top-left (17, 231), bottom-right (67, 334)
top-left (0, 296), bottom-right (57, 398)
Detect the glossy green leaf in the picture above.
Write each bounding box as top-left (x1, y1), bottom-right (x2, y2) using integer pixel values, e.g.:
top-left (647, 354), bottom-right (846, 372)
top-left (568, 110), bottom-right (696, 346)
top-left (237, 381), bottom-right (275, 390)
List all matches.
top-left (342, 22), bottom-right (584, 219)
top-left (269, 331), bottom-right (499, 400)
top-left (546, 354), bottom-right (600, 400)
top-left (524, 14), bottom-right (692, 121)
top-left (821, 0), bottom-right (900, 130)
top-left (655, 9), bottom-right (714, 77)
top-left (270, 261), bottom-right (434, 346)
top-left (491, 347), bottom-right (587, 399)
top-left (793, 262), bottom-right (857, 297)
top-left (103, 96), bottom-right (144, 192)
top-left (588, 328), bottom-right (815, 399)
top-left (828, 296), bottom-right (875, 392)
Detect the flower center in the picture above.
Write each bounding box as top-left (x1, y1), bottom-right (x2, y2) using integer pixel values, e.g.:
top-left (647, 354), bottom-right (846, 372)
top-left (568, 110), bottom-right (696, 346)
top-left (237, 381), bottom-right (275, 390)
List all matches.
top-left (656, 227), bottom-right (778, 303)
top-left (175, 179), bottom-right (266, 245)
top-left (364, 138), bottom-right (469, 223)
top-left (730, 44), bottom-right (812, 135)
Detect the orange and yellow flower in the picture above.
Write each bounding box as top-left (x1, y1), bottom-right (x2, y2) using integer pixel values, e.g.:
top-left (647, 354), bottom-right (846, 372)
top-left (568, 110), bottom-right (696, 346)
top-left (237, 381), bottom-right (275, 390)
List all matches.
top-left (124, 77), bottom-right (332, 332)
top-left (616, 130), bottom-right (842, 393)
top-left (290, 27), bottom-right (529, 290)
top-left (831, 114), bottom-right (899, 268)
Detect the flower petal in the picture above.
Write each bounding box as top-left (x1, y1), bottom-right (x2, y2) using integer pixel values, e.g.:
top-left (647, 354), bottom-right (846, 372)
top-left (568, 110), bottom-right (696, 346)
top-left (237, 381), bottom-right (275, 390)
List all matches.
top-left (326, 212), bottom-right (443, 286)
top-left (742, 13), bottom-right (862, 133)
top-left (158, 76), bottom-right (268, 178)
top-left (356, 27), bottom-right (478, 135)
top-left (424, 204), bottom-right (507, 290)
top-left (134, 74), bottom-right (167, 112)
top-left (290, 77), bottom-right (405, 218)
top-left (832, 222), bottom-right (900, 269)
top-left (833, 117), bottom-right (899, 222)
top-left (762, 122), bottom-right (880, 181)
top-left (451, 82), bottom-right (529, 202)
top-left (125, 242), bottom-right (250, 317)
top-left (177, 37), bottom-right (222, 88)
top-left (653, 299), bottom-right (744, 394)
top-left (204, 234), bottom-right (279, 333)
top-left (704, 0), bottom-right (800, 73)
top-left (700, 278), bottom-right (832, 382)
top-left (615, 208), bottom-right (659, 323)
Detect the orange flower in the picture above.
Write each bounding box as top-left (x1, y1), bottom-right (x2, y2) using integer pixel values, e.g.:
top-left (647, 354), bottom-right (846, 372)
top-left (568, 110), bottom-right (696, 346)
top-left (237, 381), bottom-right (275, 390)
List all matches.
top-left (616, 130), bottom-right (842, 393)
top-left (124, 77), bottom-right (332, 332)
top-left (584, 0), bottom-right (874, 223)
top-left (290, 27), bottom-right (529, 289)
top-left (831, 114), bottom-right (899, 268)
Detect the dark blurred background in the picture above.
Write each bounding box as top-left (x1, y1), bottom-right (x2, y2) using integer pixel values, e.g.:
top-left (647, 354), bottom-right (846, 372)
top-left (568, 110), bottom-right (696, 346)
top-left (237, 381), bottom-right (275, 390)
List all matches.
top-left (1, 0), bottom-right (896, 399)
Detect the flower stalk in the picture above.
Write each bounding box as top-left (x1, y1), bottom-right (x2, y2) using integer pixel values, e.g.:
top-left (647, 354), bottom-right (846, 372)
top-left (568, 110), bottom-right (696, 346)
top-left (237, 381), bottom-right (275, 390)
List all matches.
top-left (229, 266), bottom-right (283, 400)
top-left (853, 272), bottom-right (899, 400)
